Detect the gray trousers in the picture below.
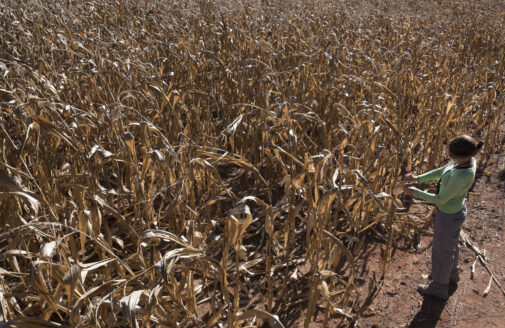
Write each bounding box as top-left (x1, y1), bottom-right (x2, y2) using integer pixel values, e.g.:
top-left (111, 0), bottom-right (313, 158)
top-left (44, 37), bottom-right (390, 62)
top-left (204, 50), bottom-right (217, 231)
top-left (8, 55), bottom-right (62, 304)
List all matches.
top-left (431, 206), bottom-right (466, 289)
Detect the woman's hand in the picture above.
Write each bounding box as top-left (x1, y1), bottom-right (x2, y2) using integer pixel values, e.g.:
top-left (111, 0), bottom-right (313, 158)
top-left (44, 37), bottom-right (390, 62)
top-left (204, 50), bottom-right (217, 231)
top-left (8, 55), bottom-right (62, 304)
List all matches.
top-left (403, 173), bottom-right (418, 183)
top-left (403, 185), bottom-right (414, 196)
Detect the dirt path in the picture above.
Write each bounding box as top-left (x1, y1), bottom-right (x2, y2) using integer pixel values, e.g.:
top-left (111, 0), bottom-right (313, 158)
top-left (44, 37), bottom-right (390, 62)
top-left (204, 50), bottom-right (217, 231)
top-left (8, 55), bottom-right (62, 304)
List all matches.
top-left (358, 136), bottom-right (505, 327)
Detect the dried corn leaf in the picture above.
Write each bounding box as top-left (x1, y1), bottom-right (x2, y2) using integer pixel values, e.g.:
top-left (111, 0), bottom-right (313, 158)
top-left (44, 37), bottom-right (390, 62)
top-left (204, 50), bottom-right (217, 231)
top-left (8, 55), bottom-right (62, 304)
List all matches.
top-left (235, 308), bottom-right (285, 328)
top-left (3, 317), bottom-right (64, 328)
top-left (120, 290), bottom-right (146, 328)
top-left (0, 171), bottom-right (23, 192)
top-left (38, 241), bottom-right (57, 259)
top-left (0, 192), bottom-right (39, 213)
top-left (141, 230), bottom-right (192, 249)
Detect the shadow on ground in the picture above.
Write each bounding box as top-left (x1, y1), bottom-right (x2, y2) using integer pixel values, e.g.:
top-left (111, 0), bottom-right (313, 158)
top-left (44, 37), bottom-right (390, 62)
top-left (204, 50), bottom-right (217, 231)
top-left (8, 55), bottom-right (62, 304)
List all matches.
top-left (407, 283), bottom-right (458, 328)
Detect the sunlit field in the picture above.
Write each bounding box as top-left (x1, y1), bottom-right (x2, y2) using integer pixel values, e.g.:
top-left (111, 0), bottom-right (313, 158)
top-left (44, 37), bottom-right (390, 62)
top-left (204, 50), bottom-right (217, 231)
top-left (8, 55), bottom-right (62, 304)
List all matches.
top-left (0, 0), bottom-right (503, 327)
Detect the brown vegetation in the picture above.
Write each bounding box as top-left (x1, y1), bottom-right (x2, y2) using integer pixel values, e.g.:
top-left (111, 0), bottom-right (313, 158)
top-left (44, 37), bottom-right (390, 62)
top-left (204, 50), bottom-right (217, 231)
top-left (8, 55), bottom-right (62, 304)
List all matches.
top-left (0, 0), bottom-right (503, 327)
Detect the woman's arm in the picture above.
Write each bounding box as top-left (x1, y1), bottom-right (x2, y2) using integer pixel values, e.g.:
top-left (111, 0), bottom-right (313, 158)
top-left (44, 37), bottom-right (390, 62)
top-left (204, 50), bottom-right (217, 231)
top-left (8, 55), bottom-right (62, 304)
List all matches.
top-left (416, 161), bottom-right (454, 183)
top-left (410, 170), bottom-right (471, 206)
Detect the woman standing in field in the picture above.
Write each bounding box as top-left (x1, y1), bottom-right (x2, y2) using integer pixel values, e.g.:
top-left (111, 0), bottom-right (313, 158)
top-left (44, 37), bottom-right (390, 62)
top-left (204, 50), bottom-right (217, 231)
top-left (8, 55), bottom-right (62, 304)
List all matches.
top-left (403, 135), bottom-right (483, 300)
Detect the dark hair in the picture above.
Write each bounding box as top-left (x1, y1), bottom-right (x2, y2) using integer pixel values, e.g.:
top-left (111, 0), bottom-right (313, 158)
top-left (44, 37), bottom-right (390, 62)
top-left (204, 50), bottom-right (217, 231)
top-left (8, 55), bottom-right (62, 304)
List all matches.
top-left (448, 135), bottom-right (483, 158)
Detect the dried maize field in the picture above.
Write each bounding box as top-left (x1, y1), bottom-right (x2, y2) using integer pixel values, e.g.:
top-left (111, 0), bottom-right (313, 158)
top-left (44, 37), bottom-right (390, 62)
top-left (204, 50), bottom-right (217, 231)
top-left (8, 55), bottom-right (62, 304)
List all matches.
top-left (0, 0), bottom-right (504, 327)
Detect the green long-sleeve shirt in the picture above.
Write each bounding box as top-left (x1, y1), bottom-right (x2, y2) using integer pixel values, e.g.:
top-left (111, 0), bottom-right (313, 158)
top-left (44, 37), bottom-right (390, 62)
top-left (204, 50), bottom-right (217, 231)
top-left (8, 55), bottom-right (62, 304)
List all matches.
top-left (411, 158), bottom-right (476, 214)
